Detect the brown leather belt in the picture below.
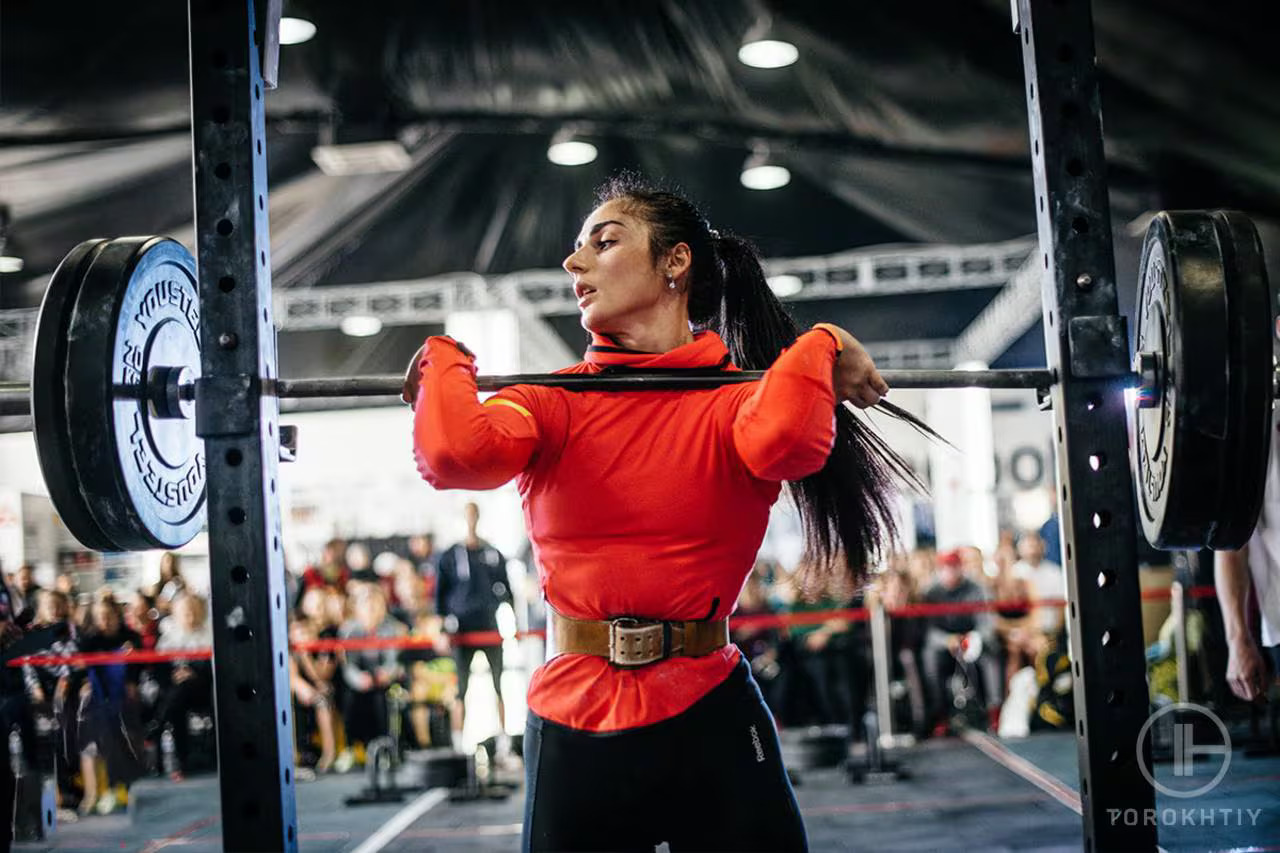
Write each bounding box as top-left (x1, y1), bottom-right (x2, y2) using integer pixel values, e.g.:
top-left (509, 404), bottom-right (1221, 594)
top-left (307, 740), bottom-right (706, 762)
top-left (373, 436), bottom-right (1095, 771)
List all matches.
top-left (550, 606), bottom-right (730, 668)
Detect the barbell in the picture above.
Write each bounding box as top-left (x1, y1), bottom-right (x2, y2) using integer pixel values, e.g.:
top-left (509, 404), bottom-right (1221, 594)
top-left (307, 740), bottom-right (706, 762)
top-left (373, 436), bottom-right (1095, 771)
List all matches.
top-left (0, 210), bottom-right (1272, 555)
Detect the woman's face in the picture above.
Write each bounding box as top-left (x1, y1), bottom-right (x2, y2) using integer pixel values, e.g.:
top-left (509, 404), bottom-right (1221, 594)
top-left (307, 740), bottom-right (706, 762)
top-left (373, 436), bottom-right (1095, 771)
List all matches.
top-left (93, 602), bottom-right (120, 633)
top-left (562, 200), bottom-right (672, 335)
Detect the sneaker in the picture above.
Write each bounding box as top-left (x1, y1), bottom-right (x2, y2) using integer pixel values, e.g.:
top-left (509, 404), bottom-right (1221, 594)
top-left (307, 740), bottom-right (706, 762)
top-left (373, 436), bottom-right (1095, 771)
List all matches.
top-left (331, 749), bottom-right (355, 774)
top-left (95, 791), bottom-right (118, 815)
top-left (56, 807), bottom-right (79, 824)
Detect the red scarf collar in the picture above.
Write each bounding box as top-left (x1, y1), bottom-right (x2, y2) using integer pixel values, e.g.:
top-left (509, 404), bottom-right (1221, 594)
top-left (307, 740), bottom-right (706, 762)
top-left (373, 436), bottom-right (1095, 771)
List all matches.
top-left (585, 331), bottom-right (735, 370)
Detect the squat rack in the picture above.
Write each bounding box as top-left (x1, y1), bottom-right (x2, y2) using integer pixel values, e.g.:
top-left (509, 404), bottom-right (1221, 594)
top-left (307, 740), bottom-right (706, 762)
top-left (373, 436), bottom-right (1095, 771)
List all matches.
top-left (185, 1), bottom-right (1154, 850)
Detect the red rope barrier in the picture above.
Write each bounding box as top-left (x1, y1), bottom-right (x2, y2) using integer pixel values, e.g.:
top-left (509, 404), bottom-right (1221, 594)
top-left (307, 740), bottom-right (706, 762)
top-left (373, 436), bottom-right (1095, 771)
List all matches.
top-left (5, 584), bottom-right (1218, 669)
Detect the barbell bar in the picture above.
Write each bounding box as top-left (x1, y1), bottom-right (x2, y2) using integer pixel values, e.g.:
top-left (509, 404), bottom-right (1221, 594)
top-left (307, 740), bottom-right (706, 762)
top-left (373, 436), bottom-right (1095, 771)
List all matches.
top-left (0, 209), bottom-right (1272, 555)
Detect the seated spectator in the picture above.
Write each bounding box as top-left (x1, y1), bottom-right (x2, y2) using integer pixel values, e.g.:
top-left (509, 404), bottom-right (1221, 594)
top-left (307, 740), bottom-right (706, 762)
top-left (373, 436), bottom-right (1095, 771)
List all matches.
top-left (77, 598), bottom-right (146, 815)
top-left (920, 550), bottom-right (1004, 734)
top-left (337, 586), bottom-right (403, 769)
top-left (288, 619), bottom-right (337, 773)
top-left (778, 570), bottom-right (860, 730)
top-left (389, 565), bottom-right (429, 629)
top-left (11, 563), bottom-right (41, 628)
top-left (346, 542), bottom-right (378, 587)
top-left (1013, 531), bottom-right (1066, 637)
top-left (401, 613), bottom-right (455, 749)
top-left (991, 541), bottom-right (1043, 690)
top-left (154, 594), bottom-right (213, 781)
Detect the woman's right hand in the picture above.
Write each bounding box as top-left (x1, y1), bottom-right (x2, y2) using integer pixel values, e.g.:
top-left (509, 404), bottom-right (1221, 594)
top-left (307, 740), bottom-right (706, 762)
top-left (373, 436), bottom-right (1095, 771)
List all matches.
top-left (818, 324), bottom-right (889, 408)
top-left (401, 344), bottom-right (427, 407)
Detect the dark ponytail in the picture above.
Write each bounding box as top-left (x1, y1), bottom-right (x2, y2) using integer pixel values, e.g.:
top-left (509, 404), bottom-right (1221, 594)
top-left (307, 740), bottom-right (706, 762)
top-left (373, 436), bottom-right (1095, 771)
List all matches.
top-left (595, 174), bottom-right (934, 592)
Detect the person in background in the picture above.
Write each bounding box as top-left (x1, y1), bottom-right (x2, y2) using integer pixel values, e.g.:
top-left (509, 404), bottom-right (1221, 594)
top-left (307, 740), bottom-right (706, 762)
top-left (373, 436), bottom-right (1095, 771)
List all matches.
top-left (298, 538), bottom-right (351, 604)
top-left (435, 501), bottom-right (513, 754)
top-left (336, 585), bottom-right (403, 770)
top-left (150, 552), bottom-right (186, 616)
top-left (991, 540), bottom-right (1041, 691)
top-left (408, 533), bottom-right (439, 614)
top-left (1038, 489), bottom-right (1063, 567)
top-left (11, 563), bottom-right (41, 627)
top-left (1214, 427), bottom-right (1280, 703)
top-left (920, 550), bottom-right (1004, 734)
top-left (154, 593), bottom-right (214, 781)
top-left (77, 598), bottom-right (145, 815)
top-left (288, 618), bottom-right (337, 773)
top-left (126, 590), bottom-right (162, 650)
top-left (1013, 531), bottom-right (1066, 638)
top-left (347, 542), bottom-right (378, 587)
top-left (1, 566), bottom-right (23, 848)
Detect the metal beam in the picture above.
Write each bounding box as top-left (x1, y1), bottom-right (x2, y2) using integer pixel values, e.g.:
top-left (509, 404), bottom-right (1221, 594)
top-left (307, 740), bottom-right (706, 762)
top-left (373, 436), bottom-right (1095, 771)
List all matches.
top-left (1015, 1), bottom-right (1157, 849)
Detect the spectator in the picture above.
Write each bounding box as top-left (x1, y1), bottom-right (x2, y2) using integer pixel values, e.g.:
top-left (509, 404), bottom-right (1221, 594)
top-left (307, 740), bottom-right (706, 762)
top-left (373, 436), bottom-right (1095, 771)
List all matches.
top-left (1013, 531), bottom-right (1066, 636)
top-left (877, 568), bottom-right (928, 740)
top-left (732, 561), bottom-right (784, 712)
top-left (1038, 490), bottom-right (1063, 567)
top-left (436, 502), bottom-right (512, 754)
top-left (991, 541), bottom-right (1042, 690)
top-left (408, 533), bottom-right (439, 614)
top-left (11, 563), bottom-right (41, 627)
top-left (920, 550), bottom-right (1004, 734)
top-left (20, 590), bottom-right (80, 818)
top-left (150, 552), bottom-right (187, 616)
top-left (778, 570), bottom-right (858, 730)
top-left (1, 565), bottom-right (23, 847)
top-left (401, 613), bottom-right (455, 749)
top-left (390, 562), bottom-right (429, 629)
top-left (154, 594), bottom-right (213, 780)
top-left (337, 586), bottom-right (403, 769)
top-left (77, 598), bottom-right (146, 815)
top-left (55, 571), bottom-right (79, 601)
top-left (288, 619), bottom-right (337, 773)
top-left (347, 542), bottom-right (377, 587)
top-left (126, 591), bottom-right (162, 650)
top-left (298, 538), bottom-right (351, 602)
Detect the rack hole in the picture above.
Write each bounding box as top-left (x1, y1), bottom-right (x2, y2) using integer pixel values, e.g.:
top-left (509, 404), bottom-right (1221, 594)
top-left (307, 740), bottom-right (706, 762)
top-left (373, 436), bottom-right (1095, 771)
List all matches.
top-left (1072, 216), bottom-right (1090, 235)
top-left (216, 219), bottom-right (234, 236)
top-left (1043, 253), bottom-right (1049, 269)
top-left (1085, 394), bottom-right (1102, 411)
top-left (1034, 139), bottom-right (1040, 157)
top-left (255, 83), bottom-right (261, 100)
top-left (1101, 629), bottom-right (1113, 647)
top-left (236, 684), bottom-right (256, 701)
top-left (214, 162), bottom-right (231, 180)
top-left (1092, 510), bottom-right (1111, 529)
top-left (228, 507), bottom-right (246, 524)
top-left (1097, 570), bottom-right (1114, 588)
top-left (233, 625), bottom-right (252, 642)
top-left (231, 565), bottom-right (248, 584)
top-left (1107, 689), bottom-right (1123, 706)
top-left (225, 448), bottom-right (243, 467)
top-left (282, 710), bottom-right (288, 726)
top-left (218, 275), bottom-right (236, 293)
top-left (1039, 195), bottom-right (1044, 213)
top-left (1088, 453), bottom-right (1105, 471)
top-left (258, 195), bottom-right (265, 211)
top-left (261, 251), bottom-right (267, 268)
top-left (1067, 158), bottom-right (1085, 177)
top-left (1029, 82), bottom-right (1035, 101)
top-left (1066, 543), bottom-right (1072, 561)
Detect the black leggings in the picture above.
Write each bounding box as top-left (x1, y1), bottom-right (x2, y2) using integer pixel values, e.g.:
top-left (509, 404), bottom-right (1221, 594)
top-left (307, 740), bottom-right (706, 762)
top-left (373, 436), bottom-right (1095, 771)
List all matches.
top-left (522, 660), bottom-right (807, 852)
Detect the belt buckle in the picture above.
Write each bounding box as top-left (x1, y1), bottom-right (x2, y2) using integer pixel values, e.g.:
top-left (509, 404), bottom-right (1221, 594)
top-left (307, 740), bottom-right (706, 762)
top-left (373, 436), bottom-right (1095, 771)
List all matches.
top-left (608, 618), bottom-right (665, 667)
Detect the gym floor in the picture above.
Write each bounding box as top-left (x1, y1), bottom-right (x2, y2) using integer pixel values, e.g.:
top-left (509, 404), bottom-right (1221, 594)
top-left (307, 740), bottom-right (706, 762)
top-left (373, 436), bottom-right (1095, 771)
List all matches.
top-left (11, 730), bottom-right (1279, 852)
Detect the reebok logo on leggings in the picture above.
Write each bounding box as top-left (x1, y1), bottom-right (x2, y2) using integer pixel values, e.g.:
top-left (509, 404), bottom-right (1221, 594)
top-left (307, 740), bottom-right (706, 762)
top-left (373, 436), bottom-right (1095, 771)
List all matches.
top-left (749, 725), bottom-right (766, 762)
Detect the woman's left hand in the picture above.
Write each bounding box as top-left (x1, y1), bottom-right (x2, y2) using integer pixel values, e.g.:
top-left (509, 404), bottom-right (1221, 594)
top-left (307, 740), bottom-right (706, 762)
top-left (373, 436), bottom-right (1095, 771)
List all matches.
top-left (821, 325), bottom-right (888, 408)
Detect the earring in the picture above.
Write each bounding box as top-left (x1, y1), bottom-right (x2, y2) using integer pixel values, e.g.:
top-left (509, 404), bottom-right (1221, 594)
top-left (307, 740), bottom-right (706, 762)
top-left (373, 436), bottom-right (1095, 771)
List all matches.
top-left (667, 276), bottom-right (677, 290)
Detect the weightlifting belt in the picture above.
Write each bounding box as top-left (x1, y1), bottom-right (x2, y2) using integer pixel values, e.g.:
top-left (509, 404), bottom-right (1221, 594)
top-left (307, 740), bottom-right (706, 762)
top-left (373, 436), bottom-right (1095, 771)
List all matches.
top-left (549, 606), bottom-right (730, 668)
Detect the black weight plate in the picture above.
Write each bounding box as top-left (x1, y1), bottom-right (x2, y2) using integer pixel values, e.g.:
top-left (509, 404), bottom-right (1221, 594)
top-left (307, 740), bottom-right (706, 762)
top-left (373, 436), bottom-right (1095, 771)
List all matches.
top-left (66, 237), bottom-right (206, 550)
top-left (1132, 211), bottom-right (1232, 549)
top-left (30, 238), bottom-right (120, 552)
top-left (1207, 210), bottom-right (1272, 549)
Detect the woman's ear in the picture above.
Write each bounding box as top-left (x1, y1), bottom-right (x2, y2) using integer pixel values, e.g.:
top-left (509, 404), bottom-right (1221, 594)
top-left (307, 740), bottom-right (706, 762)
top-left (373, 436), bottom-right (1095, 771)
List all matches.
top-left (666, 242), bottom-right (693, 283)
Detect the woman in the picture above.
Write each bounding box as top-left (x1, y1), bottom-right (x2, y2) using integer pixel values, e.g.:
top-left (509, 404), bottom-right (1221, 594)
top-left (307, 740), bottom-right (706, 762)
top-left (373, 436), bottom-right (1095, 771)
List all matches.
top-left (153, 593), bottom-right (213, 781)
top-left (77, 598), bottom-right (145, 815)
top-left (404, 175), bottom-right (923, 852)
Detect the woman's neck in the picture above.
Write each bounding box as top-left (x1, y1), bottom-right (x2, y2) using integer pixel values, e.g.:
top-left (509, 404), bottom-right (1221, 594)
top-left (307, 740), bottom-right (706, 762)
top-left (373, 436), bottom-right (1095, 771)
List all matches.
top-left (602, 312), bottom-right (695, 353)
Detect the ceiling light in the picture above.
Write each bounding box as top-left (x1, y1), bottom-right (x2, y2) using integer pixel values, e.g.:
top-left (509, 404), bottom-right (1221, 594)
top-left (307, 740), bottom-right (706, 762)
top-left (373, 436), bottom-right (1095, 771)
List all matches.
top-left (738, 39), bottom-right (798, 69)
top-left (340, 315), bottom-right (382, 337)
top-left (767, 274), bottom-right (803, 297)
top-left (542, 137), bottom-right (596, 166)
top-left (279, 17), bottom-right (317, 46)
top-left (0, 256), bottom-right (23, 274)
top-left (740, 144), bottom-right (790, 190)
top-left (311, 141), bottom-right (411, 176)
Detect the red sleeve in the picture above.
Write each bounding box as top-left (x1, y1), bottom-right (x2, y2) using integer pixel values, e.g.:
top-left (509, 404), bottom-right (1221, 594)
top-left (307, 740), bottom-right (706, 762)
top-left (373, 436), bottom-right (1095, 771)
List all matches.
top-left (412, 336), bottom-right (539, 490)
top-left (731, 328), bottom-right (839, 481)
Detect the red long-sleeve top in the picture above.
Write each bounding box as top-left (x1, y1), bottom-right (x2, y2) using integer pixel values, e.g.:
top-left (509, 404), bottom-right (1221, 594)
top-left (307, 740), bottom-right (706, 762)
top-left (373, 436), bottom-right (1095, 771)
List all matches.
top-left (413, 328), bottom-right (840, 732)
